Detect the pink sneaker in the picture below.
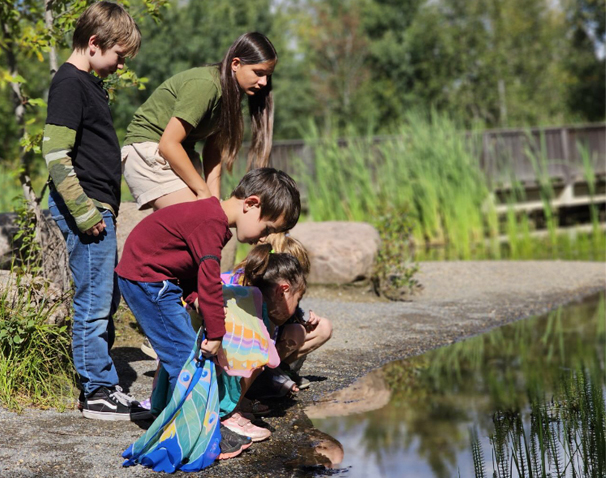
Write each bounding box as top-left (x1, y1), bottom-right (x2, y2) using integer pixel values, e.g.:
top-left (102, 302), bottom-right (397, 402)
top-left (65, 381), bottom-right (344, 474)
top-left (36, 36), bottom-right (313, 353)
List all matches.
top-left (222, 412), bottom-right (271, 442)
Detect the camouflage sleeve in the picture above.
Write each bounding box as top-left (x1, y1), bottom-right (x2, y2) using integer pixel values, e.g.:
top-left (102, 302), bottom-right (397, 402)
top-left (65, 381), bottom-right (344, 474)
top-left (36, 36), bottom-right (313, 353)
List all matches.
top-left (42, 124), bottom-right (103, 232)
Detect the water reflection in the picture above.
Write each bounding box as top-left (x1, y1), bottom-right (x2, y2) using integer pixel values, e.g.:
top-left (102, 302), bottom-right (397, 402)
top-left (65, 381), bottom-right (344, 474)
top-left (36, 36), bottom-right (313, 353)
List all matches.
top-left (308, 294), bottom-right (605, 477)
top-left (285, 428), bottom-right (345, 471)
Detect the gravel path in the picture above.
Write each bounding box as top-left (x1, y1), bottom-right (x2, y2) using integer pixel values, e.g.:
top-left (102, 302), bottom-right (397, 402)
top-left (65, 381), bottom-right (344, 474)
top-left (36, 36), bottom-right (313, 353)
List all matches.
top-left (0, 261), bottom-right (604, 478)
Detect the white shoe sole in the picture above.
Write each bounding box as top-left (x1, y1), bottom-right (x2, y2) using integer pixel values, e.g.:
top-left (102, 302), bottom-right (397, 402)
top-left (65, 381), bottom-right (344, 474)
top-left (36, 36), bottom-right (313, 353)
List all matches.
top-left (81, 409), bottom-right (132, 421)
top-left (222, 423), bottom-right (271, 442)
top-left (81, 409), bottom-right (152, 421)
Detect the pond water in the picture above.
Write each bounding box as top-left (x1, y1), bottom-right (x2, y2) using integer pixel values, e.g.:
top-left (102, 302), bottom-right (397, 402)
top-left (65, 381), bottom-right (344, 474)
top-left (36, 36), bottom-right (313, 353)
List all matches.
top-left (306, 294), bottom-right (605, 478)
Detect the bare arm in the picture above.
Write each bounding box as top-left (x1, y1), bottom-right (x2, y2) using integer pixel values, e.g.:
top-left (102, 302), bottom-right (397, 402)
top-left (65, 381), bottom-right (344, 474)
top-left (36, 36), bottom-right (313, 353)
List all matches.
top-left (202, 133), bottom-right (222, 199)
top-left (158, 117), bottom-right (212, 199)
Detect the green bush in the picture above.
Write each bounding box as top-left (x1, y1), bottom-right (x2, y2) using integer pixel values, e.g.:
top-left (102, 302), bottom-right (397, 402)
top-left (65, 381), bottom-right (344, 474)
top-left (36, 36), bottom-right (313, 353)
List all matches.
top-left (372, 205), bottom-right (421, 300)
top-left (0, 204), bottom-right (75, 411)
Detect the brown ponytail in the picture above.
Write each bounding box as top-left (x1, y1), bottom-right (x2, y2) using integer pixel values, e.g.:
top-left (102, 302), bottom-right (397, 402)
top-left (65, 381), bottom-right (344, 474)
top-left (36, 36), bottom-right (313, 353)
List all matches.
top-left (242, 244), bottom-right (306, 294)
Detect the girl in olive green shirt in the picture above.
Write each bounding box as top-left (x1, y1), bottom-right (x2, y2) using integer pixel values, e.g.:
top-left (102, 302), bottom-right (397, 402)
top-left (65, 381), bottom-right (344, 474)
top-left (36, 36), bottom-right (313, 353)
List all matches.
top-left (122, 32), bottom-right (277, 210)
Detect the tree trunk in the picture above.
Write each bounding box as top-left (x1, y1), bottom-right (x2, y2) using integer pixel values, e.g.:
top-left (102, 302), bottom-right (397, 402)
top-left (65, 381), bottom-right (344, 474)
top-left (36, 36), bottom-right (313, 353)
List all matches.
top-left (45, 0), bottom-right (59, 77)
top-left (1, 4), bottom-right (71, 293)
top-left (42, 0), bottom-right (70, 292)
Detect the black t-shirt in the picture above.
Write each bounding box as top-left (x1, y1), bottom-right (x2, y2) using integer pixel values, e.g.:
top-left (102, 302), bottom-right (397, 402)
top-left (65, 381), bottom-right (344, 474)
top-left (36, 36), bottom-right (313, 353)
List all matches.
top-left (46, 63), bottom-right (121, 214)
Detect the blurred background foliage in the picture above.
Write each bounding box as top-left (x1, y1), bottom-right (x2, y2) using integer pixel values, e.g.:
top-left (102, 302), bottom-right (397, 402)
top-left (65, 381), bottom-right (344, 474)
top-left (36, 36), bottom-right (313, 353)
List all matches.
top-left (0, 0), bottom-right (604, 210)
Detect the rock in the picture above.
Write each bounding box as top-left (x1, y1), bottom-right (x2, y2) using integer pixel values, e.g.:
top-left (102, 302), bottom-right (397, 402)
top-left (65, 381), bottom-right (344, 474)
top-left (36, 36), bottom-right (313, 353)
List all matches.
top-left (289, 221), bottom-right (380, 284)
top-left (0, 212), bottom-right (18, 268)
top-left (0, 270), bottom-right (70, 326)
top-left (115, 202), bottom-right (152, 259)
top-left (0, 210), bottom-right (70, 290)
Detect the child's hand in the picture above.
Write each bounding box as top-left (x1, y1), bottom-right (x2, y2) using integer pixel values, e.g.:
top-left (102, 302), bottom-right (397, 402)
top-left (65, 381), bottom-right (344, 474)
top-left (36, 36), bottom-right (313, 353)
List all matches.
top-left (200, 338), bottom-right (222, 357)
top-left (305, 310), bottom-right (321, 331)
top-left (85, 219), bottom-right (106, 236)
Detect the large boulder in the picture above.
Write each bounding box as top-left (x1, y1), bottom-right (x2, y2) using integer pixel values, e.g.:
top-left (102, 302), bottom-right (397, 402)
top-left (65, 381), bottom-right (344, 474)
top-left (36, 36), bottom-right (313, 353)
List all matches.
top-left (0, 210), bottom-right (69, 290)
top-left (115, 202), bottom-right (153, 259)
top-left (0, 270), bottom-right (70, 326)
top-left (289, 221), bottom-right (380, 284)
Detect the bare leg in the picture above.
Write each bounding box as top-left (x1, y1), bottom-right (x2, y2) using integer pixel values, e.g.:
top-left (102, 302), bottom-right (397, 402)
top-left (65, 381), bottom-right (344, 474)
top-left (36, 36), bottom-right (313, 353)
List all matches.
top-left (284, 317), bottom-right (333, 364)
top-left (276, 323), bottom-right (306, 363)
top-left (239, 368), bottom-right (263, 400)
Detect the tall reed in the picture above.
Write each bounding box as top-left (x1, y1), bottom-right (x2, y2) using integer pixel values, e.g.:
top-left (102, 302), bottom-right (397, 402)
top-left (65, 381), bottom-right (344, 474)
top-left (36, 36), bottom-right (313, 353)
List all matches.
top-left (292, 113), bottom-right (603, 261)
top-left (299, 111), bottom-right (494, 258)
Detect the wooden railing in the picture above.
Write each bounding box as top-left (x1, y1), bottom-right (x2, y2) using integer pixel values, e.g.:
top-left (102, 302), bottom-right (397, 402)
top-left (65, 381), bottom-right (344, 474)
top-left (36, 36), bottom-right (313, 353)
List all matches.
top-left (264, 123), bottom-right (606, 214)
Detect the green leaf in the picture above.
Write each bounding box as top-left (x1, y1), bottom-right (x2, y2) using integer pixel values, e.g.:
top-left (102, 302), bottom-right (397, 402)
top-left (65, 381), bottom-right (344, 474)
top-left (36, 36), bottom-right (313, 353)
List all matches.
top-left (10, 74), bottom-right (27, 84)
top-left (27, 98), bottom-right (46, 107)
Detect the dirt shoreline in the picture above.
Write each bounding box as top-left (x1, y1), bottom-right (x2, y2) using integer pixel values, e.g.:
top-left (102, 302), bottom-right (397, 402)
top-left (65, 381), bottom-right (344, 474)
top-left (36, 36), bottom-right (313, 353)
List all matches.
top-left (0, 261), bottom-right (604, 477)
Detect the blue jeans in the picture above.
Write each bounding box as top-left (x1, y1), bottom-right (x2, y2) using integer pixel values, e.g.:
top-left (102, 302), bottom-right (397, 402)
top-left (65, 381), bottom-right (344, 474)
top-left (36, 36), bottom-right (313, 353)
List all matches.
top-left (48, 191), bottom-right (120, 396)
top-left (117, 277), bottom-right (197, 394)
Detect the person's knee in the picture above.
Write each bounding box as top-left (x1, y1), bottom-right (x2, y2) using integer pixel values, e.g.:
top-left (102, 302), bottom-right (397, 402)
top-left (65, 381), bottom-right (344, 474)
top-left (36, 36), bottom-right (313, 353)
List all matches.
top-left (280, 323), bottom-right (306, 352)
top-left (317, 317), bottom-right (333, 344)
top-left (291, 323), bottom-right (306, 348)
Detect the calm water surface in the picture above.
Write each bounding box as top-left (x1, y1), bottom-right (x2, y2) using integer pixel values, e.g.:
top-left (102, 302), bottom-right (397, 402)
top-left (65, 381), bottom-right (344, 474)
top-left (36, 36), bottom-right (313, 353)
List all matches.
top-left (307, 294), bottom-right (605, 478)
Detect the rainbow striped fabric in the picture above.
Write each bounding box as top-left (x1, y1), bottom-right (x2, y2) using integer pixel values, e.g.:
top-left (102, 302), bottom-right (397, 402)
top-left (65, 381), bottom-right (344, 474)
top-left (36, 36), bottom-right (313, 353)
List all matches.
top-left (217, 285), bottom-right (280, 378)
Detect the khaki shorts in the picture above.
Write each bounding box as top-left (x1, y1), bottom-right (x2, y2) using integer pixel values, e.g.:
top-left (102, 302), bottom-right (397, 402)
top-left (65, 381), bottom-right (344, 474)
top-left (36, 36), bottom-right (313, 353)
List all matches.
top-left (122, 142), bottom-right (201, 210)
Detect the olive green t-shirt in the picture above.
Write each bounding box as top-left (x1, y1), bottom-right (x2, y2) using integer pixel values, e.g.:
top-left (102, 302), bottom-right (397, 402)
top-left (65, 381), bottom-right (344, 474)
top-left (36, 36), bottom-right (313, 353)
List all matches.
top-left (124, 66), bottom-right (222, 155)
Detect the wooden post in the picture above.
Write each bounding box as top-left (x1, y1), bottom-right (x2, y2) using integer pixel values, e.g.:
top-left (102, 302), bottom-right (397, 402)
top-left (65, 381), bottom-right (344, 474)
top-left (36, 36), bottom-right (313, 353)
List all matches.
top-left (561, 126), bottom-right (572, 188)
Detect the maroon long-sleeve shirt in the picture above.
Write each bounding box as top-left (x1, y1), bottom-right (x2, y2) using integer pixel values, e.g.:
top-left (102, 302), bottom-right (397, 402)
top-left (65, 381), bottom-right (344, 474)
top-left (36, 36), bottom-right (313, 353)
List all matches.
top-left (115, 197), bottom-right (232, 340)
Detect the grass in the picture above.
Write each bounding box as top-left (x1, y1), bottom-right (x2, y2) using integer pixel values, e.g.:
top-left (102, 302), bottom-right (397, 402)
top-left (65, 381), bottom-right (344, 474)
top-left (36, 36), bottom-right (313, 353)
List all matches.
top-left (3, 113), bottom-right (602, 262)
top-left (0, 204), bottom-right (76, 411)
top-left (0, 281), bottom-right (75, 411)
top-left (290, 111), bottom-right (604, 261)
top-left (471, 365), bottom-right (606, 478)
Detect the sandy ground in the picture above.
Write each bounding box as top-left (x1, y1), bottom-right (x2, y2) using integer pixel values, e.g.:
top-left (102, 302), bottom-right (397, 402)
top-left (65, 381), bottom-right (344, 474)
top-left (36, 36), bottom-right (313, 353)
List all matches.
top-left (0, 261), bottom-right (604, 478)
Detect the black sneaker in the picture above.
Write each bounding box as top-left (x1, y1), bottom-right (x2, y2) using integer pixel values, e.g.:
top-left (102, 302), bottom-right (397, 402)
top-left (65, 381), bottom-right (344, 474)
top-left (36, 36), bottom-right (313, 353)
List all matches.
top-left (217, 425), bottom-right (252, 460)
top-left (80, 386), bottom-right (152, 421)
top-left (111, 386), bottom-right (153, 421)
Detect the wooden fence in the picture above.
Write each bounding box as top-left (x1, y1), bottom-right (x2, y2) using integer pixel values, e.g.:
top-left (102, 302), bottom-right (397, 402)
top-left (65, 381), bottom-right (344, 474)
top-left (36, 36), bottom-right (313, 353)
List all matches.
top-left (265, 123), bottom-right (606, 214)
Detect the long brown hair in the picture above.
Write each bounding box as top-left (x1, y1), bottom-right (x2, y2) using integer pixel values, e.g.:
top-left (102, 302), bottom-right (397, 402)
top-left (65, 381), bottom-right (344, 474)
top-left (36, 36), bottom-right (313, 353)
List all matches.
top-left (217, 32), bottom-right (277, 172)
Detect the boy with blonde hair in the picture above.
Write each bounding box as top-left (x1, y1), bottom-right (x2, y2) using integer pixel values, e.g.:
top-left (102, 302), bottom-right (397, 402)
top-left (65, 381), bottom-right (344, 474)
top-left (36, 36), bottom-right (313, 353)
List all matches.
top-left (43, 1), bottom-right (145, 420)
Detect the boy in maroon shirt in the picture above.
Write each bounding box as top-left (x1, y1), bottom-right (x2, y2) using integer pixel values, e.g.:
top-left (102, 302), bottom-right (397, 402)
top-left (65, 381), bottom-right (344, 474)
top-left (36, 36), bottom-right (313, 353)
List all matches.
top-left (116, 168), bottom-right (300, 397)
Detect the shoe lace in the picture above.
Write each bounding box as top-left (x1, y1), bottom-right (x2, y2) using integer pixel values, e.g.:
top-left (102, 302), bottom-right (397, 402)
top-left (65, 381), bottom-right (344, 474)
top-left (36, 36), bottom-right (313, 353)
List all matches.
top-left (110, 385), bottom-right (136, 406)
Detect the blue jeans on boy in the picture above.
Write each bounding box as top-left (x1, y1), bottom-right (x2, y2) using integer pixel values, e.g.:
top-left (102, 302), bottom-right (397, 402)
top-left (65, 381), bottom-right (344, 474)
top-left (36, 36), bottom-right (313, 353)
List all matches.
top-left (48, 191), bottom-right (120, 396)
top-left (117, 277), bottom-right (197, 395)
